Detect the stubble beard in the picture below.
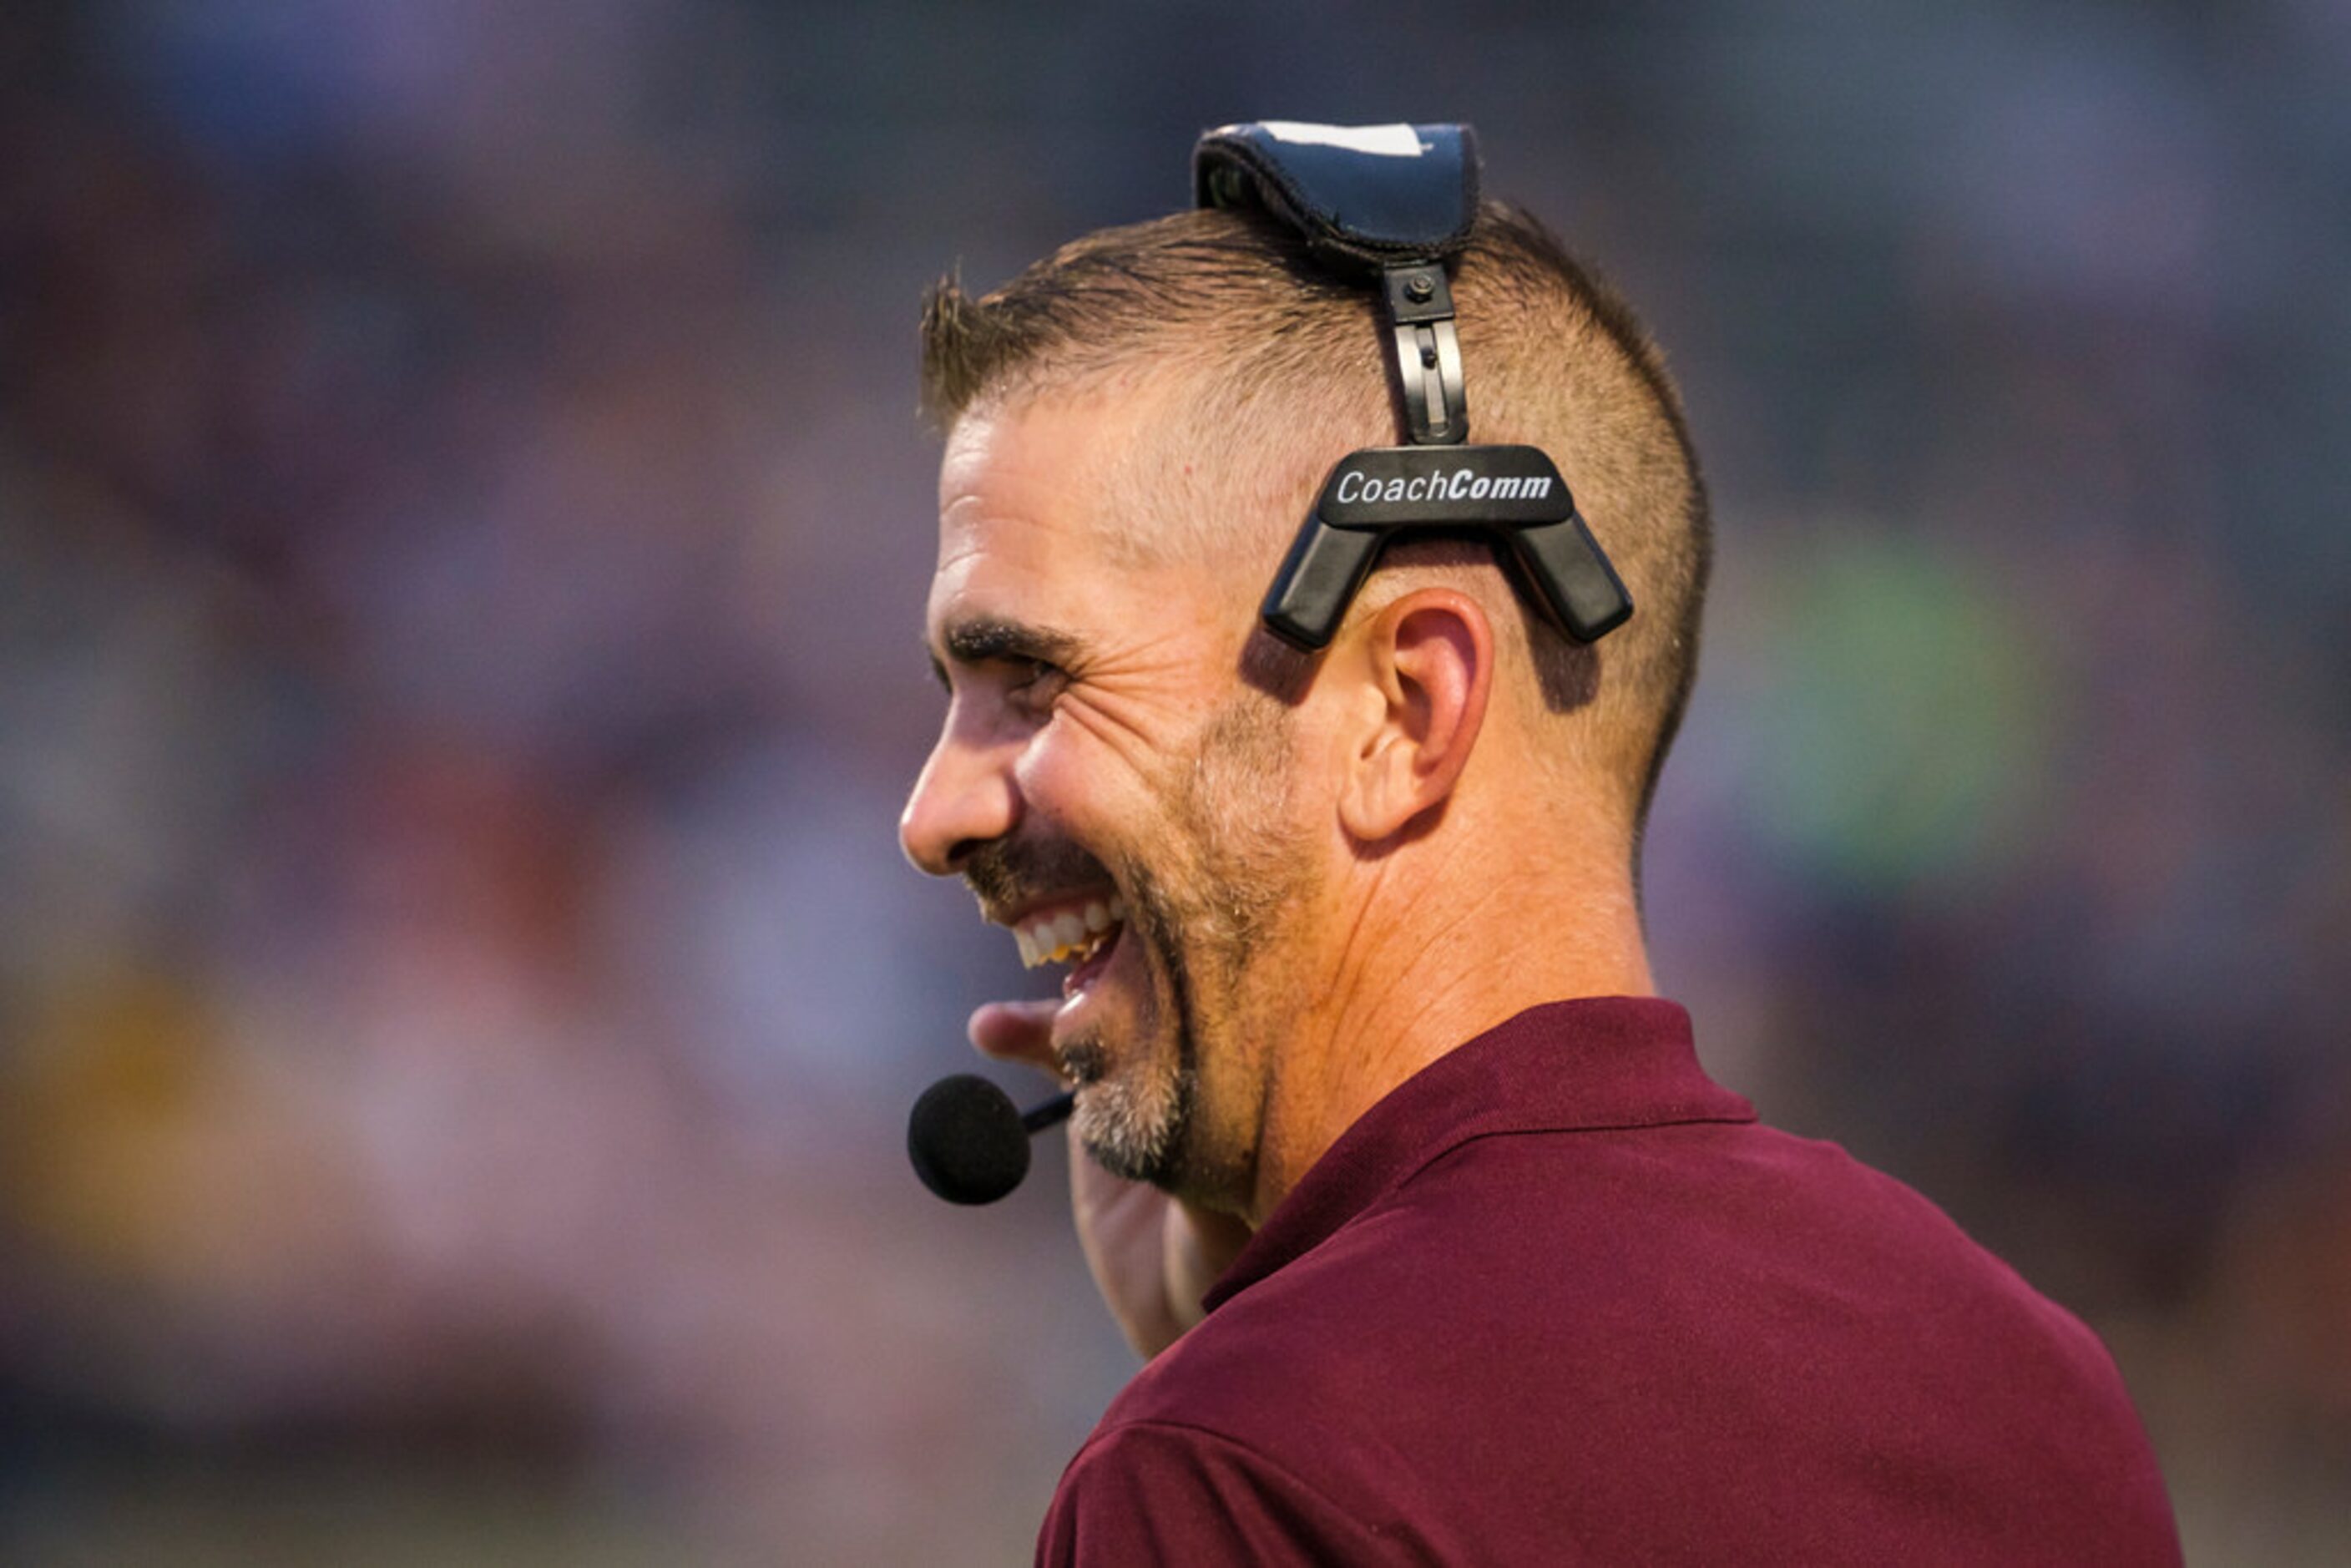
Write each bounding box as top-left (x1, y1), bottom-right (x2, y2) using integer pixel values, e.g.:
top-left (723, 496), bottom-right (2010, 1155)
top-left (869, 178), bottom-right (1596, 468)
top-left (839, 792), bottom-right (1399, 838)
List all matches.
top-left (1064, 693), bottom-right (1312, 1210)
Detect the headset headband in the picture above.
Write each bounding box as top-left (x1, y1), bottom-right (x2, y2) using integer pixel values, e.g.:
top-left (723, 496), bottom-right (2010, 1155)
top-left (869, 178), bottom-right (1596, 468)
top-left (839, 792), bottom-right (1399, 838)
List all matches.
top-left (1194, 120), bottom-right (1632, 651)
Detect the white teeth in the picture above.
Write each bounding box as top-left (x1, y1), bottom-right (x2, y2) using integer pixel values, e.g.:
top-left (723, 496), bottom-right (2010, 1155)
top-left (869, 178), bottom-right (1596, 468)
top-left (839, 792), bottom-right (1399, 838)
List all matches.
top-left (1011, 898), bottom-right (1127, 969)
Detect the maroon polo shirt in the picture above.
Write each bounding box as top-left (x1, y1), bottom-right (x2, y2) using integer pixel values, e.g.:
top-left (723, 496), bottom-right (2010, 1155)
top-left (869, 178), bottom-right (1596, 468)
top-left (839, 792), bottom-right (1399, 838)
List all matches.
top-left (1039, 998), bottom-right (2179, 1565)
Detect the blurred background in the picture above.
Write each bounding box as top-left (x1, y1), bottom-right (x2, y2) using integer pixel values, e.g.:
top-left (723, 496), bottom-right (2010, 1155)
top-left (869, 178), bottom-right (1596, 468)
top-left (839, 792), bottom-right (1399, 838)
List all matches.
top-left (1, 0), bottom-right (2344, 1560)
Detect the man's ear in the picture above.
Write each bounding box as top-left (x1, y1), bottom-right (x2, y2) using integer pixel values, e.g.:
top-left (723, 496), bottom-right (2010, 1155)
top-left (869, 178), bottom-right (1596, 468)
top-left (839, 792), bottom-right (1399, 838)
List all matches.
top-left (1337, 588), bottom-right (1495, 842)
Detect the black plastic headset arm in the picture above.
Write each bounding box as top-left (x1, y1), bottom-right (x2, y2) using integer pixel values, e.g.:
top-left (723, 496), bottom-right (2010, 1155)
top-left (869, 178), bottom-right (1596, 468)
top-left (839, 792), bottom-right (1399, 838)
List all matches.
top-left (1259, 446), bottom-right (1631, 650)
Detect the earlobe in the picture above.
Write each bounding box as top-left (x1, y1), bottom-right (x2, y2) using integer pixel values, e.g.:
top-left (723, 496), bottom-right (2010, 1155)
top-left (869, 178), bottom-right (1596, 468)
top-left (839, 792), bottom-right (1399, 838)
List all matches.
top-left (1337, 590), bottom-right (1494, 842)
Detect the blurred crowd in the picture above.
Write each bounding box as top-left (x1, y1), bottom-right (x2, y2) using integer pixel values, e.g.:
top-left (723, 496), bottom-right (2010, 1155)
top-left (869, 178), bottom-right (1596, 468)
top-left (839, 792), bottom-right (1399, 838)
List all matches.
top-left (2, 0), bottom-right (2344, 1560)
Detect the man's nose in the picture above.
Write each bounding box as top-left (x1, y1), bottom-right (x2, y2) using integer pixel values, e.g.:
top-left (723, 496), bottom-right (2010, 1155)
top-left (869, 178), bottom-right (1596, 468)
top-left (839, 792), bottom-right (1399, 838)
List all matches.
top-left (900, 722), bottom-right (1019, 877)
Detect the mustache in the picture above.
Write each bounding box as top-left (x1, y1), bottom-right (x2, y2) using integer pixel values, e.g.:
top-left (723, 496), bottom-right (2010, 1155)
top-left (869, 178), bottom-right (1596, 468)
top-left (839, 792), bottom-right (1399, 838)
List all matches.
top-left (962, 833), bottom-right (1118, 919)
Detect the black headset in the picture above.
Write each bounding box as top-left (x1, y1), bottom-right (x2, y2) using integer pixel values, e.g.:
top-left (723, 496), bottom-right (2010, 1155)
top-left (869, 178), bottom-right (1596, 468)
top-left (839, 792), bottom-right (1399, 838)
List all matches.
top-left (1191, 121), bottom-right (1633, 650)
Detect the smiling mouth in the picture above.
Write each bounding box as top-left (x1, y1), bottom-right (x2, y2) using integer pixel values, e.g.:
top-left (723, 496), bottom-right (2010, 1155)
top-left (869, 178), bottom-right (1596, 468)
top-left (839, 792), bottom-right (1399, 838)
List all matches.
top-left (1014, 894), bottom-right (1129, 995)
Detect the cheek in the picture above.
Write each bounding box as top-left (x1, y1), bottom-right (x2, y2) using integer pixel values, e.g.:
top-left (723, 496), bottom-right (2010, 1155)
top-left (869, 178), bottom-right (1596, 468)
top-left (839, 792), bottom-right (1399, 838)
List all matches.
top-left (1009, 732), bottom-right (1088, 827)
top-left (1014, 720), bottom-right (1161, 839)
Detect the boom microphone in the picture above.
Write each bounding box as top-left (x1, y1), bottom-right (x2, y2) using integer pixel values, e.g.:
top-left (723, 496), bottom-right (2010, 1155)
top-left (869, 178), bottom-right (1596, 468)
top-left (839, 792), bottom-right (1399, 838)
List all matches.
top-left (908, 1075), bottom-right (1076, 1204)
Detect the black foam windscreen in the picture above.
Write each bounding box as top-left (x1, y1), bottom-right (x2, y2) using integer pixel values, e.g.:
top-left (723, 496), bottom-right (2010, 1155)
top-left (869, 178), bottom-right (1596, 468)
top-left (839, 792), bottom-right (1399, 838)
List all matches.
top-left (908, 1073), bottom-right (1033, 1205)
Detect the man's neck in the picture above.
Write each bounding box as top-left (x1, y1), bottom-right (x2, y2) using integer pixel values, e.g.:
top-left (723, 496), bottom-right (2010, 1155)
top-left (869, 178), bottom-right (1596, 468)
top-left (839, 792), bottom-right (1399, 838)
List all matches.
top-left (1241, 850), bottom-right (1653, 1227)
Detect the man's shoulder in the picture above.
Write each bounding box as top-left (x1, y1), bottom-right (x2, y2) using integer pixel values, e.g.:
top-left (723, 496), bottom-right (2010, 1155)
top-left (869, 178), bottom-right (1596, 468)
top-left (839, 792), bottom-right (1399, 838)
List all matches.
top-left (1067, 1114), bottom-right (2177, 1564)
top-left (1120, 1111), bottom-right (2127, 1426)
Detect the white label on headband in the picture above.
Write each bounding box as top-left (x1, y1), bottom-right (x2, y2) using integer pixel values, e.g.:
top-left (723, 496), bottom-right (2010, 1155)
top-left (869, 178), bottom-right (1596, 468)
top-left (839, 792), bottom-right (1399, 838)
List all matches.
top-left (1258, 121), bottom-right (1425, 158)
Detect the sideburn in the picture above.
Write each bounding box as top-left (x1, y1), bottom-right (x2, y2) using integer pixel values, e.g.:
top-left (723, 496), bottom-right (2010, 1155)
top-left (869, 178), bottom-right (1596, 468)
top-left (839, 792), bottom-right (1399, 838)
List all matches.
top-left (1172, 690), bottom-right (1314, 955)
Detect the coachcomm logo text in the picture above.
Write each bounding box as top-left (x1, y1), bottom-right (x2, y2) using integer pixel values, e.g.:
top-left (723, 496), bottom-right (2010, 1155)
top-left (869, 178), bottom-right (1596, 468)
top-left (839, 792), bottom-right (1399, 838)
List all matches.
top-left (1331, 468), bottom-right (1556, 504)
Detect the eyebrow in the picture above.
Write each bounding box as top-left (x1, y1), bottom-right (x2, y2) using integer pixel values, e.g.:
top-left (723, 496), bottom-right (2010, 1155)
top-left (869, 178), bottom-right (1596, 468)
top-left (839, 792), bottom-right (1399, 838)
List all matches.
top-left (927, 615), bottom-right (1087, 690)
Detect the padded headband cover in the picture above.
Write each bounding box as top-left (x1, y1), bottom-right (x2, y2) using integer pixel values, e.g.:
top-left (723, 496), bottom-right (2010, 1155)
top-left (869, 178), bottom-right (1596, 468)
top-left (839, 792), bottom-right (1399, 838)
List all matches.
top-left (1193, 121), bottom-right (1480, 276)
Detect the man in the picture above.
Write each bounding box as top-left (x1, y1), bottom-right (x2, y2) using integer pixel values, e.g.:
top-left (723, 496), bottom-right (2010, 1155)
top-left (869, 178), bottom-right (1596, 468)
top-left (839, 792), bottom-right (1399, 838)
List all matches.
top-left (901, 140), bottom-right (2179, 1562)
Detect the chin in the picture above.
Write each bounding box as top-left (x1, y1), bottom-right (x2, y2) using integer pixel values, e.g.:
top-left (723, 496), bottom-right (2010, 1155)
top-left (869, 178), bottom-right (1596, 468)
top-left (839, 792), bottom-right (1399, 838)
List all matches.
top-left (1073, 1040), bottom-right (1194, 1187)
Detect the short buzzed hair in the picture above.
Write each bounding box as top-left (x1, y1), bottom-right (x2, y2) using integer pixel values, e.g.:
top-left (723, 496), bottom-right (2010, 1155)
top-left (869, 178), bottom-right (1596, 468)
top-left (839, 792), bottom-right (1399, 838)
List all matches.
top-left (920, 200), bottom-right (1711, 852)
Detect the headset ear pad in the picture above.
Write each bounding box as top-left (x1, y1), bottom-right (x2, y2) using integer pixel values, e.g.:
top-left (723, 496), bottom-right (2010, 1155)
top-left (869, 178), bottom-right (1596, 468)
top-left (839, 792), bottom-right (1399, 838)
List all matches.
top-left (1504, 518), bottom-right (1633, 644)
top-left (1261, 521), bottom-right (1384, 650)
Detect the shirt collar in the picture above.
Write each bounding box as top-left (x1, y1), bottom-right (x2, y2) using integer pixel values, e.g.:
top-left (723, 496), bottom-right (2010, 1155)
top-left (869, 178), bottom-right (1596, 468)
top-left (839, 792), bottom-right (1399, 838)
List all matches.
top-left (1202, 996), bottom-right (1755, 1314)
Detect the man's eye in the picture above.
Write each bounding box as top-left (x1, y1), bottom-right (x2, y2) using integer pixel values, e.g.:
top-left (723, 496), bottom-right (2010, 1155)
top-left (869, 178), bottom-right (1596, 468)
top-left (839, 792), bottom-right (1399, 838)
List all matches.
top-left (1012, 660), bottom-right (1069, 706)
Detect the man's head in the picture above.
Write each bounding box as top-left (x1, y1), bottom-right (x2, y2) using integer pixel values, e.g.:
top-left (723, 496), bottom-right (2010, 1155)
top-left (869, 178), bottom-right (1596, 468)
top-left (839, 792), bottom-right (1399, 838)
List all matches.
top-left (902, 200), bottom-right (1710, 1213)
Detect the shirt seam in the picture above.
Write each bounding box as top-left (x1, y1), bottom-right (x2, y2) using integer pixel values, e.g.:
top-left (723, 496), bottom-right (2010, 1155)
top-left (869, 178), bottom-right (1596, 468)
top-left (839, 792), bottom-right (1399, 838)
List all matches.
top-left (1383, 1109), bottom-right (1757, 1202)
